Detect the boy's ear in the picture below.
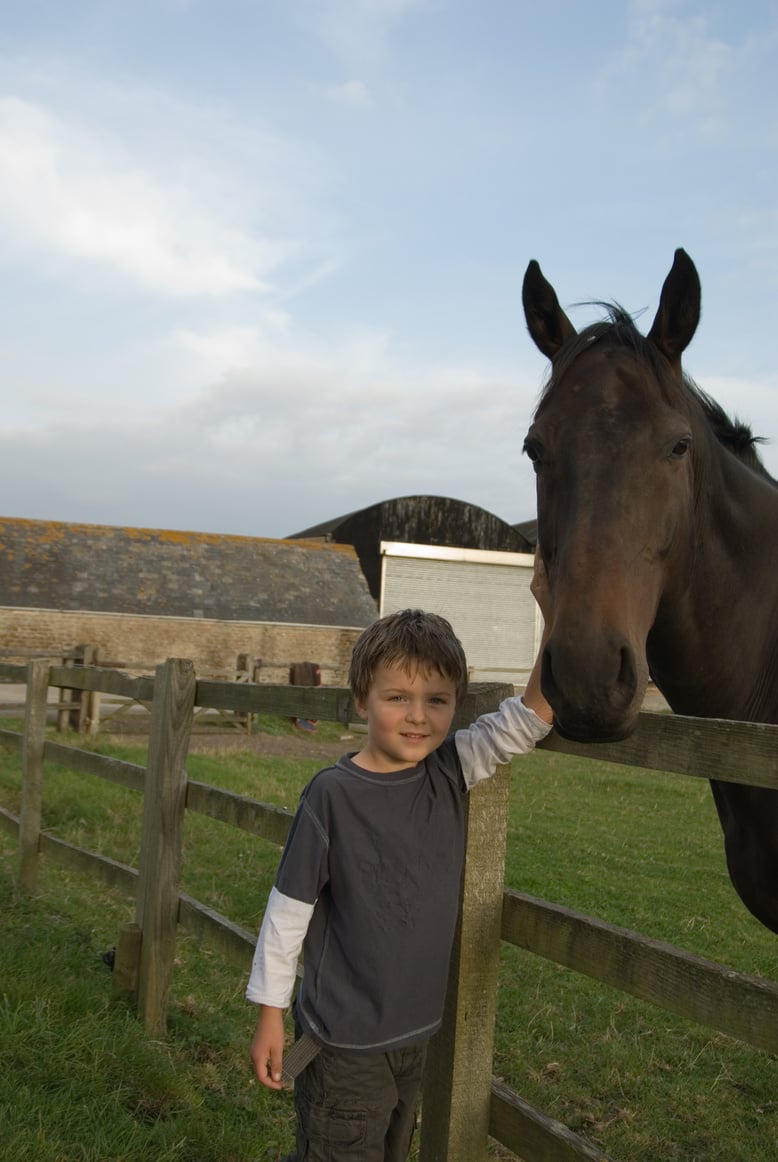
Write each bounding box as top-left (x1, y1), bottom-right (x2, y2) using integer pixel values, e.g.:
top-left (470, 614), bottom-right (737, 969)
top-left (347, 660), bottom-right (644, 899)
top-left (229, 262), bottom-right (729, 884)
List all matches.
top-left (354, 696), bottom-right (368, 721)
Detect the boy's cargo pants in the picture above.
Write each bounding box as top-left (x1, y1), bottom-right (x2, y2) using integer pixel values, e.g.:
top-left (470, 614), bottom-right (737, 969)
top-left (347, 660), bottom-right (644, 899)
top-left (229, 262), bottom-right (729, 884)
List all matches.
top-left (285, 1036), bottom-right (427, 1161)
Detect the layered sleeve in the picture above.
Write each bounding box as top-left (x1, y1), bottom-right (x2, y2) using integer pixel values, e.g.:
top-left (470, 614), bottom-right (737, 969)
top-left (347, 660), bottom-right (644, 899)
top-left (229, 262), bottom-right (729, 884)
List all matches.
top-left (245, 779), bottom-right (331, 1008)
top-left (245, 886), bottom-right (314, 1007)
top-left (455, 695), bottom-right (552, 790)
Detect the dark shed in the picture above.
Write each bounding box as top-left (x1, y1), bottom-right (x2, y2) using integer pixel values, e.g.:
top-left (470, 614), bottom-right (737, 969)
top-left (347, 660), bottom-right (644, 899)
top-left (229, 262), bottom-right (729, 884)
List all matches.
top-left (290, 495), bottom-right (533, 601)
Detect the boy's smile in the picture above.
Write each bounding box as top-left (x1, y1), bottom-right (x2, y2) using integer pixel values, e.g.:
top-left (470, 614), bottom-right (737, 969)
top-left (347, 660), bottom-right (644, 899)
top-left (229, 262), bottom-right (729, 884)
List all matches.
top-left (352, 660), bottom-right (458, 773)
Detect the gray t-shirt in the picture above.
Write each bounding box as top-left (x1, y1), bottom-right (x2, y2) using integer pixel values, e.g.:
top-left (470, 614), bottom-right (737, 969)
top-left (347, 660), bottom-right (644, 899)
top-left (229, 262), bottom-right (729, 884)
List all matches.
top-left (278, 739), bottom-right (466, 1052)
top-left (246, 694), bottom-right (551, 1053)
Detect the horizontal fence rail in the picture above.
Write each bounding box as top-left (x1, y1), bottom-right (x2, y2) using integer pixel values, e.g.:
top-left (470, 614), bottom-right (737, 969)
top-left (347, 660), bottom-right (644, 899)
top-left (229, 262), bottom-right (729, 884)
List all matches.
top-left (2, 659), bottom-right (777, 1162)
top-left (502, 889), bottom-right (778, 1055)
top-left (540, 712), bottom-right (778, 790)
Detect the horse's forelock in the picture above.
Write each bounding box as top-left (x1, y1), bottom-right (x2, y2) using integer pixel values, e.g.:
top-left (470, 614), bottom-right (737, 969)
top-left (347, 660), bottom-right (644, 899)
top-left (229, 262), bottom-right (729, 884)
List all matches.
top-left (536, 304), bottom-right (774, 482)
top-left (538, 304), bottom-right (669, 403)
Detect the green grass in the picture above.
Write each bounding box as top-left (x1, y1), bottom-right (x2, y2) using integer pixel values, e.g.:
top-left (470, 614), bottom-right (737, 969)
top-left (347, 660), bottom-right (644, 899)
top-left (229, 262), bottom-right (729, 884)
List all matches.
top-left (496, 750), bottom-right (778, 1161)
top-left (1, 725), bottom-right (777, 1160)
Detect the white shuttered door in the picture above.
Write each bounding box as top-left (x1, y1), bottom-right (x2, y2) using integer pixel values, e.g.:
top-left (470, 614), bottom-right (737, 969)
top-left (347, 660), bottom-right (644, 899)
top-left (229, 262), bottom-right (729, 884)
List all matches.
top-left (379, 542), bottom-right (540, 686)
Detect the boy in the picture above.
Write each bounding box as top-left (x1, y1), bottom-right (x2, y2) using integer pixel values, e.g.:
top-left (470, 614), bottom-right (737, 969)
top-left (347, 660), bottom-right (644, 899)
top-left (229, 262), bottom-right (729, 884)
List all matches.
top-left (248, 566), bottom-right (553, 1161)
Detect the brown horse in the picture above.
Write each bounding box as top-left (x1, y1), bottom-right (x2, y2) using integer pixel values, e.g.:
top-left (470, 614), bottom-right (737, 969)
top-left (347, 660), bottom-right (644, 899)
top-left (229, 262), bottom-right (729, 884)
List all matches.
top-left (522, 249), bottom-right (778, 933)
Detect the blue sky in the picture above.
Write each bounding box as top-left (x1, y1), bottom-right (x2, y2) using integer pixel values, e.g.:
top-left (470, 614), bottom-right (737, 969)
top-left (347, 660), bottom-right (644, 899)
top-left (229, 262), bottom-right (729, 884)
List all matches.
top-left (1, 0), bottom-right (777, 538)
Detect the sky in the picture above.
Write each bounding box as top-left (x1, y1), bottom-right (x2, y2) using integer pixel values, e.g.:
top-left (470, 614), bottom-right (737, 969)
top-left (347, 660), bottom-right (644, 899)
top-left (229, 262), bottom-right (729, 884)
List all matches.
top-left (1, 0), bottom-right (777, 540)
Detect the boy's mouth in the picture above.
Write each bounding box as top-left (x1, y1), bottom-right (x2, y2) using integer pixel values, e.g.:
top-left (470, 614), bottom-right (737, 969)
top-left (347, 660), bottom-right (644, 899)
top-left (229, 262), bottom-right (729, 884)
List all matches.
top-left (401, 732), bottom-right (427, 742)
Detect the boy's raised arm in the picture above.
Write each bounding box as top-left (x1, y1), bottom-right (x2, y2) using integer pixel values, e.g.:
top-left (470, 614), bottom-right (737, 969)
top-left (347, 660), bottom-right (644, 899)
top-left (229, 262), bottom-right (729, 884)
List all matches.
top-left (522, 550), bottom-right (553, 725)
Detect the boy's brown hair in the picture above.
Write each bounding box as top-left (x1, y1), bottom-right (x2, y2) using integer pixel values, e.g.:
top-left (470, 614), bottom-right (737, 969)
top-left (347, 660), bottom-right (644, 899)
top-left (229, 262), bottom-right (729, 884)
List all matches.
top-left (348, 608), bottom-right (469, 707)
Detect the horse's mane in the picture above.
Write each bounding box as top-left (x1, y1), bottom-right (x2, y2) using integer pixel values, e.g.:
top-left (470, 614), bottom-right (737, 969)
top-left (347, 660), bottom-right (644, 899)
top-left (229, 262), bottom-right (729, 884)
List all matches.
top-left (543, 303), bottom-right (774, 483)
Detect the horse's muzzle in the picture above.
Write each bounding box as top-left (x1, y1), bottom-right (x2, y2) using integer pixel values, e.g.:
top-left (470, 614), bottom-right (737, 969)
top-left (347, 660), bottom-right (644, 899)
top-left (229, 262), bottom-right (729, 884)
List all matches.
top-left (541, 635), bottom-right (645, 743)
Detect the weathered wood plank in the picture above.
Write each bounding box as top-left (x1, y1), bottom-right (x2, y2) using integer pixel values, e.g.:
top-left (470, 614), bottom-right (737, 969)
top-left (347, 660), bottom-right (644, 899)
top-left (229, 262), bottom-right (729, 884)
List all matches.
top-left (185, 780), bottom-right (293, 846)
top-left (18, 659), bottom-right (50, 894)
top-left (135, 659), bottom-right (195, 1037)
top-left (490, 1079), bottom-right (614, 1162)
top-left (452, 684), bottom-right (515, 729)
top-left (540, 711), bottom-right (778, 789)
top-left (177, 892), bottom-right (256, 969)
top-left (420, 764), bottom-right (512, 1162)
top-left (502, 890), bottom-right (778, 1053)
top-left (37, 831), bottom-right (138, 894)
top-left (193, 679), bottom-right (355, 721)
top-left (113, 922), bottom-right (142, 992)
top-left (0, 804), bottom-right (19, 837)
top-left (195, 679), bottom-right (517, 725)
top-left (47, 664), bottom-right (156, 701)
top-left (43, 739), bottom-right (145, 791)
top-left (0, 727), bottom-right (22, 751)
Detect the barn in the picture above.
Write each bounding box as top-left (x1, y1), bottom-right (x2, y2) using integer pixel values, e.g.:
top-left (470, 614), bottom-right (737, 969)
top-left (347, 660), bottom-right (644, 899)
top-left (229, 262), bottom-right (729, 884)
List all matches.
top-left (0, 517), bottom-right (377, 684)
top-left (0, 498), bottom-right (540, 689)
top-left (291, 496), bottom-right (541, 685)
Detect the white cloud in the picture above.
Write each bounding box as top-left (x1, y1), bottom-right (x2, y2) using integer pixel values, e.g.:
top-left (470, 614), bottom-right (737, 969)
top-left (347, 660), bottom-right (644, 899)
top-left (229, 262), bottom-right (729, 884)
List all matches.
top-left (305, 0), bottom-right (433, 72)
top-left (326, 80), bottom-right (373, 108)
top-left (173, 318), bottom-right (291, 380)
top-left (599, 2), bottom-right (734, 137)
top-left (0, 96), bottom-right (275, 296)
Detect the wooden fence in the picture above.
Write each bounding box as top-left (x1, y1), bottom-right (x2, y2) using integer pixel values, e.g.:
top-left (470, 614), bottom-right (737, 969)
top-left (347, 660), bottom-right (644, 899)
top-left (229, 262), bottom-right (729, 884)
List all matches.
top-left (1, 657), bottom-right (778, 1161)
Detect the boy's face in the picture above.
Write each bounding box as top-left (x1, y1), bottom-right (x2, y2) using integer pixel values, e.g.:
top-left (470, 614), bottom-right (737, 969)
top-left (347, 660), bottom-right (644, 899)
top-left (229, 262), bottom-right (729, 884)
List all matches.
top-left (353, 660), bottom-right (458, 773)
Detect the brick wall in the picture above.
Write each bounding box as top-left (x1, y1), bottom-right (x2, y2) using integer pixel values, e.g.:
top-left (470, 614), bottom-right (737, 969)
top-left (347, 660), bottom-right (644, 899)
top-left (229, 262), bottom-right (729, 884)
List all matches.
top-left (0, 607), bottom-right (362, 685)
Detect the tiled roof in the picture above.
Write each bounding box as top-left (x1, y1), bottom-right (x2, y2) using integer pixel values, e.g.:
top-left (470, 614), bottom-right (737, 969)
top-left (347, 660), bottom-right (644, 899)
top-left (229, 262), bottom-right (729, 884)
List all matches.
top-left (0, 518), bottom-right (377, 628)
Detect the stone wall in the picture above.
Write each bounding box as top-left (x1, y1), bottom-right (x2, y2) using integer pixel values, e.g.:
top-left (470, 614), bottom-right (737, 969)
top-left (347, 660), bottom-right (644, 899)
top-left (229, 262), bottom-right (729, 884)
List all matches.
top-left (0, 606), bottom-right (362, 685)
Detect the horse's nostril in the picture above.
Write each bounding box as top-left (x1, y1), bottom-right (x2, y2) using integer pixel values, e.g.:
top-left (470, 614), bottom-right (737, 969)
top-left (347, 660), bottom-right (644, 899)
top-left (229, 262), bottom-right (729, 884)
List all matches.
top-left (540, 643), bottom-right (556, 700)
top-left (612, 645), bottom-right (638, 709)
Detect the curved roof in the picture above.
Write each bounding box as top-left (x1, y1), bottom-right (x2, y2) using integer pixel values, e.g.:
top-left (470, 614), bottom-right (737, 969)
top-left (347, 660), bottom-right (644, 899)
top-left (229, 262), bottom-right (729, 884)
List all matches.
top-left (290, 495), bottom-right (533, 600)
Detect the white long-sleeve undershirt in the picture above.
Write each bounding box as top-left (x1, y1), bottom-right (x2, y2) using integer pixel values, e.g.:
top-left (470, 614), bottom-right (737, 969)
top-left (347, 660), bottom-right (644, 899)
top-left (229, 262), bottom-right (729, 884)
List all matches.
top-left (245, 886), bottom-right (314, 1008)
top-left (455, 695), bottom-right (550, 789)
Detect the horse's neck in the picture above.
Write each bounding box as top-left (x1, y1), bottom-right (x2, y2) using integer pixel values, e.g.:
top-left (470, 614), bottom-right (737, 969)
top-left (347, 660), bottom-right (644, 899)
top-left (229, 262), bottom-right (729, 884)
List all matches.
top-left (649, 451), bottom-right (778, 723)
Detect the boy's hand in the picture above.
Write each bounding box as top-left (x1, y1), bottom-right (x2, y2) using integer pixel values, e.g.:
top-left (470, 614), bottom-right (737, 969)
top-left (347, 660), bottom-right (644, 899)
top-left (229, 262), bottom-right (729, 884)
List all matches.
top-left (524, 548), bottom-right (554, 725)
top-left (250, 1005), bottom-right (285, 1090)
top-left (530, 548), bottom-right (552, 626)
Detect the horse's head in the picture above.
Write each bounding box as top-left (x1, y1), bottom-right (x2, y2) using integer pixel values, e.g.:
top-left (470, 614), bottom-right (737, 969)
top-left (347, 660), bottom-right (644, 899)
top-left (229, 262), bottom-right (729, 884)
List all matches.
top-left (522, 249), bottom-right (702, 741)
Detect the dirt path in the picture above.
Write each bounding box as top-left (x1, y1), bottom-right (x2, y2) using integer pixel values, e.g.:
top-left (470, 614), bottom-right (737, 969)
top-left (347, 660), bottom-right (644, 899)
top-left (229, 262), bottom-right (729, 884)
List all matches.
top-left (100, 713), bottom-right (360, 764)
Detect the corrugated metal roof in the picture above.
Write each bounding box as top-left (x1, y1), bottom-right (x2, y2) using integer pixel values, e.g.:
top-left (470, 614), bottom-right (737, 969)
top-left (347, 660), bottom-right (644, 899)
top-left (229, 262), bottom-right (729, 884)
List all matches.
top-left (290, 495), bottom-right (533, 600)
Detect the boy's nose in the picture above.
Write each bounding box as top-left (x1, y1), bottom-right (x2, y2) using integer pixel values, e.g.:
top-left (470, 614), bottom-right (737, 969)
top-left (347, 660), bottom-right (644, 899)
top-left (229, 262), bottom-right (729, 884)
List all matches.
top-left (406, 702), bottom-right (426, 723)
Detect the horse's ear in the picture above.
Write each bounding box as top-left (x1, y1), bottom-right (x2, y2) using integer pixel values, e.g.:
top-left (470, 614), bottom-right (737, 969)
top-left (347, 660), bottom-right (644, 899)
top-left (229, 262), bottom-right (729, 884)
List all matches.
top-left (647, 248), bottom-right (701, 370)
top-left (522, 260), bottom-right (577, 358)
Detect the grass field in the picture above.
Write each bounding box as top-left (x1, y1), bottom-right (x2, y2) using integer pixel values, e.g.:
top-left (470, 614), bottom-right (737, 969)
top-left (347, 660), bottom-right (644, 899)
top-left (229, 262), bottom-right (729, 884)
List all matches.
top-left (1, 716), bottom-right (777, 1161)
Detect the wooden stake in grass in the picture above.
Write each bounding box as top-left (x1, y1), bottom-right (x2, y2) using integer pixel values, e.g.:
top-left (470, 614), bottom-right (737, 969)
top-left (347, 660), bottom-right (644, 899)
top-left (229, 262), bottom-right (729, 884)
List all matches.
top-left (18, 659), bottom-right (50, 895)
top-left (135, 658), bottom-right (195, 1038)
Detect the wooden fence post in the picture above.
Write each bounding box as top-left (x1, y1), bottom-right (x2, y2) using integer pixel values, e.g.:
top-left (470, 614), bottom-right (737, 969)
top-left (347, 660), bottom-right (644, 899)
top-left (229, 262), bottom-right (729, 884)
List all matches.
top-left (419, 762), bottom-right (512, 1162)
top-left (135, 658), bottom-right (195, 1037)
top-left (18, 659), bottom-right (51, 894)
top-left (56, 652), bottom-right (74, 733)
top-left (81, 644), bottom-right (101, 735)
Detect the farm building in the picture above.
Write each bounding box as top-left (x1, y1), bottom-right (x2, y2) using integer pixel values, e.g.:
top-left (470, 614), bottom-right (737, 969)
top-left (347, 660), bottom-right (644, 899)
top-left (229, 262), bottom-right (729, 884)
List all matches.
top-left (0, 517), bottom-right (377, 684)
top-left (291, 496), bottom-right (541, 685)
top-left (0, 498), bottom-right (541, 689)
top-left (291, 494), bottom-right (533, 599)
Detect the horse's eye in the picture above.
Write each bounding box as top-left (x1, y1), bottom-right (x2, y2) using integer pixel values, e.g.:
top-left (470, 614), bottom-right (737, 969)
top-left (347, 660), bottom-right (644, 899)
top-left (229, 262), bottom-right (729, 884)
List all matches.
top-left (523, 438), bottom-right (543, 467)
top-left (670, 437), bottom-right (692, 459)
